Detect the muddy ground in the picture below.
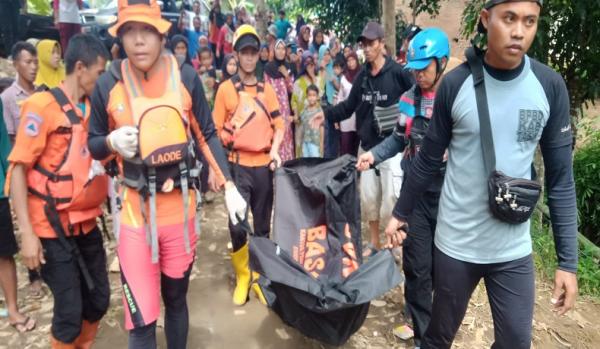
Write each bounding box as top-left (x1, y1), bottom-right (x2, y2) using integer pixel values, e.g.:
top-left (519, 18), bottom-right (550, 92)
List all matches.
top-left (1, 195), bottom-right (600, 349)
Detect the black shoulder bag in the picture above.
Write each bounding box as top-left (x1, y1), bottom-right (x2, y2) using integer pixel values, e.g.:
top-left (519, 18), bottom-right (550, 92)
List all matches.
top-left (465, 47), bottom-right (542, 224)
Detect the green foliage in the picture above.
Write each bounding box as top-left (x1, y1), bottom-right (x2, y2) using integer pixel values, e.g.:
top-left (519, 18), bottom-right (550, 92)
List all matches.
top-left (460, 0), bottom-right (600, 116)
top-left (395, 12), bottom-right (410, 51)
top-left (222, 0), bottom-right (255, 13)
top-left (460, 0), bottom-right (486, 48)
top-left (298, 0), bottom-right (380, 44)
top-left (573, 128), bottom-right (600, 245)
top-left (531, 213), bottom-right (600, 298)
top-left (410, 0), bottom-right (444, 18)
top-left (28, 0), bottom-right (53, 16)
top-left (531, 214), bottom-right (558, 279)
top-left (266, 0), bottom-right (306, 21)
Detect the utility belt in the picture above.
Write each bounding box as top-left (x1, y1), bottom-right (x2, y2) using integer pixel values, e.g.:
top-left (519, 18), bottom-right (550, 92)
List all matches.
top-left (112, 153), bottom-right (203, 263)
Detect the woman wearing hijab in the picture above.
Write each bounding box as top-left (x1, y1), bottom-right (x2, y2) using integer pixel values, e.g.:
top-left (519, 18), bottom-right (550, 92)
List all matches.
top-left (34, 39), bottom-right (65, 89)
top-left (309, 28), bottom-right (324, 55)
top-left (220, 54), bottom-right (237, 82)
top-left (291, 51), bottom-right (325, 156)
top-left (264, 39), bottom-right (295, 163)
top-left (255, 44), bottom-right (270, 79)
top-left (319, 45), bottom-right (341, 158)
top-left (169, 34), bottom-right (193, 68)
top-left (295, 15), bottom-right (306, 36)
top-left (335, 51), bottom-right (360, 156)
top-left (296, 25), bottom-right (310, 51)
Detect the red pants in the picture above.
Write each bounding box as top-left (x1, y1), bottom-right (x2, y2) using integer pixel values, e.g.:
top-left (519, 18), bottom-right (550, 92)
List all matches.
top-left (58, 23), bottom-right (81, 56)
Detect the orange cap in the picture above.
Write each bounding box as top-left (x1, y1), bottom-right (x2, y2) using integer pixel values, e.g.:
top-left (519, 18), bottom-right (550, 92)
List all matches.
top-left (108, 0), bottom-right (171, 37)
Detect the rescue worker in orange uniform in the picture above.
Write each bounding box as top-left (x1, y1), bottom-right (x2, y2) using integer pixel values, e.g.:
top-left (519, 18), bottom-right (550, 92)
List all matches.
top-left (7, 34), bottom-right (111, 348)
top-left (212, 24), bottom-right (284, 306)
top-left (86, 1), bottom-right (246, 348)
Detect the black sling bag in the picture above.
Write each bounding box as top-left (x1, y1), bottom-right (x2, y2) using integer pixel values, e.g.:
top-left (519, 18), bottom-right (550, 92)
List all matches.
top-left (465, 47), bottom-right (541, 224)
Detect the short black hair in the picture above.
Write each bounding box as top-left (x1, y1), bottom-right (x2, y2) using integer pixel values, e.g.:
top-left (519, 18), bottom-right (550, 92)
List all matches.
top-left (306, 84), bottom-right (319, 95)
top-left (65, 34), bottom-right (109, 74)
top-left (11, 41), bottom-right (37, 61)
top-left (333, 57), bottom-right (345, 69)
top-left (198, 46), bottom-right (212, 57)
top-left (279, 9), bottom-right (285, 16)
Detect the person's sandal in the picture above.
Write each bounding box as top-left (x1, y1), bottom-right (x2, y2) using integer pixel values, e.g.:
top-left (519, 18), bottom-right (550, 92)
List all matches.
top-left (10, 316), bottom-right (36, 333)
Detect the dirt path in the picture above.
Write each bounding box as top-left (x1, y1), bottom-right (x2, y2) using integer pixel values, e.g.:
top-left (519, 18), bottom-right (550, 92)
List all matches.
top-left (1, 196), bottom-right (600, 348)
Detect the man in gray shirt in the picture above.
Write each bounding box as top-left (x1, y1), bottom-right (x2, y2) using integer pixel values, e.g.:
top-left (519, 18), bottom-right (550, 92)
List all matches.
top-left (387, 1), bottom-right (578, 348)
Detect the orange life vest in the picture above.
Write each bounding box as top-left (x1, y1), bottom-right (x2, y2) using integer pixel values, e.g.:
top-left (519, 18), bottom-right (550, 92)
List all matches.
top-left (220, 74), bottom-right (274, 153)
top-left (27, 88), bottom-right (108, 228)
top-left (116, 55), bottom-right (200, 263)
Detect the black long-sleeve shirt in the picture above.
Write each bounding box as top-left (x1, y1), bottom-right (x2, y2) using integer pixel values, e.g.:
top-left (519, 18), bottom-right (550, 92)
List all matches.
top-left (393, 57), bottom-right (578, 273)
top-left (324, 56), bottom-right (413, 151)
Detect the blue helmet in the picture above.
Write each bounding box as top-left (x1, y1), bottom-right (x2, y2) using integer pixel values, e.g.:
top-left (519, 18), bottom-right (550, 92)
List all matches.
top-left (405, 28), bottom-right (450, 71)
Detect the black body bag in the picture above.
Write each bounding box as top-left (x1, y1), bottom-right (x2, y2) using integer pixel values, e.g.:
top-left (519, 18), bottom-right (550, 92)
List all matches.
top-left (249, 155), bottom-right (403, 345)
top-left (465, 47), bottom-right (542, 224)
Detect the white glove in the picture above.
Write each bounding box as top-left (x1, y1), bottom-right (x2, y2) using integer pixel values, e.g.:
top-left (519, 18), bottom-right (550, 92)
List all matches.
top-left (108, 126), bottom-right (138, 159)
top-left (224, 186), bottom-right (247, 225)
top-left (88, 160), bottom-right (106, 180)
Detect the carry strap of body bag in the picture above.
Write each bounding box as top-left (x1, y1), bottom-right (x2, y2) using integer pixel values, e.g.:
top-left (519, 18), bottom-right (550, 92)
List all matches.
top-left (465, 47), bottom-right (496, 176)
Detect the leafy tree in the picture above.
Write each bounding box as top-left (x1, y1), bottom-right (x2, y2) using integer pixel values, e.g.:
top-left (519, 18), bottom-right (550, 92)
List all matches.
top-left (28, 0), bottom-right (52, 16)
top-left (296, 0), bottom-right (444, 52)
top-left (298, 0), bottom-right (380, 43)
top-left (408, 0), bottom-right (444, 22)
top-left (461, 0), bottom-right (600, 129)
top-left (222, 0), bottom-right (255, 13)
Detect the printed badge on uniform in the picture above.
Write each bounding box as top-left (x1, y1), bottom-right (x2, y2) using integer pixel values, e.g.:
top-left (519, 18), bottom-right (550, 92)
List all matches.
top-left (24, 112), bottom-right (42, 137)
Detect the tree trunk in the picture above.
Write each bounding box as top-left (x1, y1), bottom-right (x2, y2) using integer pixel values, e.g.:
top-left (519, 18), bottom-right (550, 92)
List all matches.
top-left (254, 0), bottom-right (268, 41)
top-left (534, 147), bottom-right (545, 224)
top-left (382, 0), bottom-right (396, 57)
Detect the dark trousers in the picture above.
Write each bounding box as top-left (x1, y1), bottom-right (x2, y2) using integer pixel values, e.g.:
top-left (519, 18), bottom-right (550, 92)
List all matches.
top-left (403, 190), bottom-right (439, 346)
top-left (323, 119), bottom-right (340, 158)
top-left (0, 0), bottom-right (20, 57)
top-left (40, 227), bottom-right (110, 343)
top-left (58, 22), bottom-right (81, 57)
top-left (340, 131), bottom-right (359, 157)
top-left (422, 248), bottom-right (535, 349)
top-left (228, 163), bottom-right (273, 251)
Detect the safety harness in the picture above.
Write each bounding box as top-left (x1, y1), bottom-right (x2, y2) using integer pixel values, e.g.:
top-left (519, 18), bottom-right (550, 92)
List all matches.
top-left (113, 55), bottom-right (202, 263)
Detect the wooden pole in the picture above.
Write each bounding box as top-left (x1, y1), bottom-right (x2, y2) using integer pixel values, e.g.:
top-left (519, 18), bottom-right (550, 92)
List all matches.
top-left (382, 0), bottom-right (396, 57)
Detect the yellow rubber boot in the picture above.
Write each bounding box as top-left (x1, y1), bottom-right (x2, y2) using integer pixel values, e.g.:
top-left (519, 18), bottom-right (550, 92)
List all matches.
top-left (251, 271), bottom-right (267, 305)
top-left (231, 243), bottom-right (252, 306)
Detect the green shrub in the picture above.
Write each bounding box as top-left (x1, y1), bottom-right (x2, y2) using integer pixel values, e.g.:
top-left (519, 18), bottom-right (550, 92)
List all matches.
top-left (28, 0), bottom-right (52, 16)
top-left (573, 130), bottom-right (600, 245)
top-left (531, 216), bottom-right (600, 299)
